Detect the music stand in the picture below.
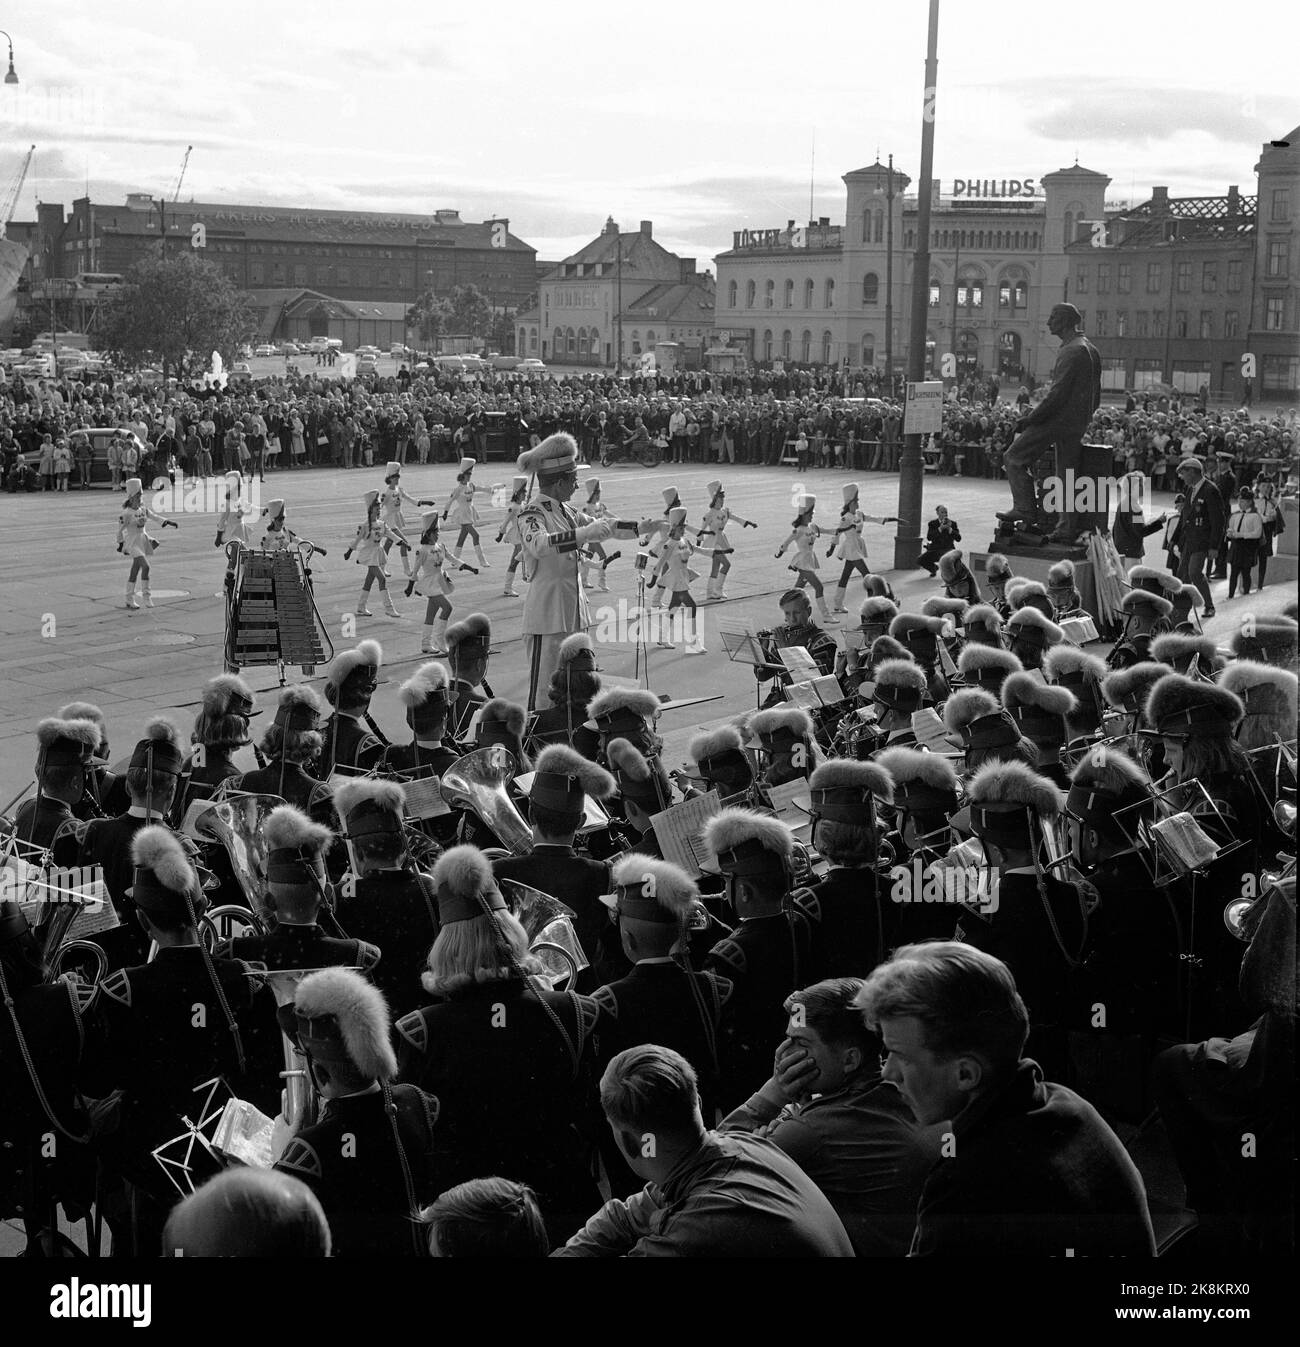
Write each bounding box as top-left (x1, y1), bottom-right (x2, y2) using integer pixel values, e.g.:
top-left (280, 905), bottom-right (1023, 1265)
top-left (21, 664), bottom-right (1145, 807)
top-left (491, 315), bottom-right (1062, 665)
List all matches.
top-left (720, 626), bottom-right (788, 708)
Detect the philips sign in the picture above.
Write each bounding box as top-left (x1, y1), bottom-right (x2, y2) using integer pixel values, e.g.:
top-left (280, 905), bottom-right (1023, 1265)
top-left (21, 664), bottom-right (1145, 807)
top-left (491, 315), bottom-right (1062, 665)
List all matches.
top-left (952, 178), bottom-right (1040, 199)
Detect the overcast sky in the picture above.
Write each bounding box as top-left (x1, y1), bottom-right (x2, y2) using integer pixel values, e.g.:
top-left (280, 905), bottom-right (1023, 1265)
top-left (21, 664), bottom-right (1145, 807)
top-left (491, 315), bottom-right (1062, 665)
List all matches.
top-left (2, 1), bottom-right (1294, 271)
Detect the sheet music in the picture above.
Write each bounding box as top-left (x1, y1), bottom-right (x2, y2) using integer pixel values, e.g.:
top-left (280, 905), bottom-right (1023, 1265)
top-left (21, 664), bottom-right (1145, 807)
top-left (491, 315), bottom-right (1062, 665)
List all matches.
top-left (777, 646), bottom-right (820, 680)
top-left (718, 620), bottom-right (769, 667)
top-left (765, 780), bottom-right (813, 840)
top-left (911, 707), bottom-right (953, 752)
top-left (515, 773), bottom-right (609, 830)
top-left (649, 792), bottom-right (722, 873)
top-left (211, 1098), bottom-right (277, 1170)
top-left (1060, 616), bottom-right (1100, 646)
top-left (785, 674), bottom-right (846, 708)
top-left (180, 797), bottom-right (220, 840)
top-left (837, 628), bottom-right (865, 652)
top-left (401, 774), bottom-right (451, 819)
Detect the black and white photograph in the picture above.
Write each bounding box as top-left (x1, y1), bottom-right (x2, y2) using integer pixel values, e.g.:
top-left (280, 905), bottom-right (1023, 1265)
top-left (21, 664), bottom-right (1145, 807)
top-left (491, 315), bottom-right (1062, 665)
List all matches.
top-left (0, 0), bottom-right (1293, 1323)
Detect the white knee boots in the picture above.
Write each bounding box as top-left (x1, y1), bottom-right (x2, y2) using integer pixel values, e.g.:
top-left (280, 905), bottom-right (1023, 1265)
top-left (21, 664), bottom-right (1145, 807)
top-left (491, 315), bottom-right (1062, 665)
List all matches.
top-left (356, 589), bottom-right (373, 617)
top-left (830, 587), bottom-right (847, 614)
top-left (382, 589), bottom-right (401, 617)
top-left (816, 594), bottom-right (840, 624)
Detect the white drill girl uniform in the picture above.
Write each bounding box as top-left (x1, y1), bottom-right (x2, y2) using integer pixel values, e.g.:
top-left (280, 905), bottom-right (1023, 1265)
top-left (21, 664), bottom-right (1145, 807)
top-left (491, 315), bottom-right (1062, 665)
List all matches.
top-left (117, 480), bottom-right (170, 610)
top-left (410, 513), bottom-right (456, 653)
top-left (828, 485), bottom-right (892, 613)
top-left (348, 493), bottom-right (403, 618)
top-left (775, 498), bottom-right (838, 624)
top-left (445, 459), bottom-right (489, 567)
top-left (578, 479), bottom-right (612, 592)
top-left (652, 537), bottom-right (706, 656)
top-left (498, 475), bottom-right (528, 598)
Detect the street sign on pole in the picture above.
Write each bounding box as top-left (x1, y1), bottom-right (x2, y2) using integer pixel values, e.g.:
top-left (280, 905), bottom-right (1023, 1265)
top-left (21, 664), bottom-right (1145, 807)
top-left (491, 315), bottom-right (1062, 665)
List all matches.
top-left (903, 380), bottom-right (944, 435)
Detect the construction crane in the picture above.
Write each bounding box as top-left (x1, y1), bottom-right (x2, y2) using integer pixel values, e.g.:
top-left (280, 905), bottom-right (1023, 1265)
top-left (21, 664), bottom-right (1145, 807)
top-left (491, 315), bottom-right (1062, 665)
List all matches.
top-left (1, 144), bottom-right (35, 237)
top-left (158, 146), bottom-right (193, 252)
top-left (172, 145), bottom-right (192, 202)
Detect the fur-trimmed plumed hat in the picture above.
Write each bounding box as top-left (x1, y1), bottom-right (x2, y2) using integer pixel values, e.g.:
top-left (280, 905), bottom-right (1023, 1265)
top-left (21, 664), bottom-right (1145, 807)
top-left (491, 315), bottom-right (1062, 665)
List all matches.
top-left (689, 724), bottom-right (751, 786)
top-left (1066, 749), bottom-right (1154, 836)
top-left (326, 640), bottom-right (382, 707)
top-left (1151, 633), bottom-right (1222, 677)
top-left (958, 645), bottom-right (1023, 697)
top-left (985, 553), bottom-right (1013, 583)
top-left (587, 686), bottom-right (661, 735)
top-left (431, 845), bottom-right (507, 926)
top-left (922, 596), bottom-right (968, 621)
top-left (876, 745), bottom-right (961, 816)
top-left (1145, 673), bottom-right (1244, 739)
top-left (606, 738), bottom-right (671, 813)
top-left (264, 804), bottom-right (333, 888)
top-left (890, 612), bottom-right (945, 662)
top-left (808, 758), bottom-right (893, 825)
top-left (476, 698), bottom-right (528, 767)
top-left (128, 717), bottom-right (185, 778)
top-left (749, 705), bottom-right (815, 753)
top-left (399, 661), bottom-right (451, 737)
top-left (1047, 560), bottom-right (1076, 592)
top-left (556, 631), bottom-right (599, 673)
top-left (968, 759), bottom-right (1064, 849)
top-left (445, 613), bottom-right (492, 664)
top-left (1044, 645), bottom-right (1109, 690)
top-left (1121, 588), bottom-right (1174, 620)
top-left (195, 673), bottom-right (259, 748)
top-left (1006, 607), bottom-right (1064, 654)
top-left (1217, 661), bottom-right (1298, 747)
top-left (273, 685), bottom-right (326, 733)
top-left (1002, 672), bottom-right (1076, 748)
top-left (962, 603), bottom-right (1005, 648)
top-left (293, 967), bottom-right (398, 1082)
top-left (1230, 615), bottom-right (1299, 670)
top-left (704, 807), bottom-right (795, 879)
top-left (1006, 579), bottom-right (1053, 618)
top-left (1128, 565), bottom-right (1182, 597)
top-left (129, 824), bottom-right (204, 922)
top-left (1103, 661), bottom-right (1169, 714)
top-left (35, 717), bottom-right (101, 769)
top-left (944, 688), bottom-right (1020, 755)
top-left (937, 549), bottom-right (967, 582)
top-left (334, 778), bottom-right (406, 841)
top-left (528, 743), bottom-right (615, 812)
top-left (518, 433), bottom-right (579, 478)
top-left (1170, 584), bottom-right (1203, 627)
top-left (872, 658), bottom-right (928, 713)
top-left (859, 596), bottom-right (898, 639)
top-left (601, 853), bottom-right (700, 925)
top-left (57, 702), bottom-right (108, 758)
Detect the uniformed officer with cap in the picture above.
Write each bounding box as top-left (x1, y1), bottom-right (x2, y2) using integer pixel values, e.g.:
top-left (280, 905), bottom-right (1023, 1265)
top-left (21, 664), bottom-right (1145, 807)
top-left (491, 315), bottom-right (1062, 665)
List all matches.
top-left (702, 808), bottom-right (811, 1108)
top-left (319, 639), bottom-right (386, 780)
top-left (274, 967), bottom-right (440, 1258)
top-left (333, 779), bottom-right (439, 1021)
top-left (219, 804), bottom-right (379, 974)
top-left (517, 433), bottom-right (643, 711)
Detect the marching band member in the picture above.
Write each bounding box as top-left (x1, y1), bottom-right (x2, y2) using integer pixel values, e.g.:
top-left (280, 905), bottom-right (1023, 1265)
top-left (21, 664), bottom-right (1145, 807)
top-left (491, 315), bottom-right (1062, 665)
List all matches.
top-left (379, 460), bottom-right (433, 576)
top-left (215, 471), bottom-right (254, 591)
top-left (954, 761), bottom-right (1092, 1079)
top-left (1046, 559), bottom-right (1089, 622)
top-left (445, 613), bottom-right (493, 739)
top-left (1005, 578), bottom-right (1054, 619)
top-left (1230, 614), bottom-right (1299, 672)
top-left (1005, 607), bottom-right (1064, 672)
top-left (345, 490), bottom-right (404, 619)
top-left (890, 612), bottom-right (950, 703)
top-left (177, 673), bottom-right (258, 814)
top-left (1219, 661), bottom-right (1297, 793)
top-left (937, 549), bottom-right (981, 605)
top-left (984, 552), bottom-right (1015, 618)
top-left (687, 723), bottom-right (755, 801)
top-left (117, 476), bottom-right (177, 610)
top-left (497, 474), bottom-right (530, 598)
top-left (801, 759), bottom-right (896, 979)
top-left (775, 494), bottom-right (839, 626)
top-left (587, 685), bottom-right (663, 761)
top-left (474, 697), bottom-right (531, 770)
top-left (1169, 582), bottom-right (1204, 633)
top-left (496, 745), bottom-right (621, 989)
top-left (516, 434), bottom-right (639, 712)
top-left (1043, 645), bottom-right (1110, 744)
top-left (379, 661), bottom-right (460, 780)
top-left (1102, 661), bottom-right (1172, 756)
top-left (1001, 672), bottom-right (1078, 787)
top-left (962, 602), bottom-right (1005, 649)
top-left (605, 738), bottom-right (674, 849)
top-left (333, 779), bottom-right (440, 1021)
top-left (749, 706), bottom-right (819, 787)
top-left (407, 509), bottom-right (469, 655)
top-left (944, 688), bottom-right (1036, 772)
top-left (869, 659), bottom-right (929, 748)
top-left (826, 483), bottom-right (897, 614)
top-left (395, 845), bottom-right (601, 1243)
top-left (859, 594), bottom-right (898, 645)
top-left (12, 717), bottom-right (100, 848)
top-left (57, 701), bottom-right (128, 819)
top-left (702, 808), bottom-right (812, 1109)
top-left (445, 457), bottom-right (490, 568)
top-left (644, 504), bottom-right (688, 620)
top-left (754, 589), bottom-right (840, 707)
top-left (1150, 632), bottom-right (1223, 680)
top-left (164, 1170), bottom-right (331, 1258)
top-left (591, 854), bottom-right (733, 1123)
top-left (218, 803), bottom-right (378, 972)
top-left (957, 644), bottom-right (1023, 699)
top-left (1113, 579), bottom-right (1174, 668)
top-left (529, 632), bottom-right (603, 760)
top-left (577, 477), bottom-right (612, 593)
top-left (319, 639), bottom-right (386, 780)
top-left (81, 826), bottom-right (282, 1252)
top-left (228, 687), bottom-right (333, 818)
top-left (275, 967), bottom-right (440, 1258)
top-left (698, 479), bottom-right (757, 602)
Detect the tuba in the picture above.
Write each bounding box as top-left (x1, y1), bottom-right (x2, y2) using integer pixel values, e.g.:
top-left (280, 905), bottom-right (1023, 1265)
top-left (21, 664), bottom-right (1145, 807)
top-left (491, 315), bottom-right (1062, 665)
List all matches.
top-left (246, 965), bottom-right (329, 1135)
top-left (189, 792), bottom-right (285, 922)
top-left (439, 747), bottom-right (534, 856)
top-left (497, 878), bottom-right (588, 990)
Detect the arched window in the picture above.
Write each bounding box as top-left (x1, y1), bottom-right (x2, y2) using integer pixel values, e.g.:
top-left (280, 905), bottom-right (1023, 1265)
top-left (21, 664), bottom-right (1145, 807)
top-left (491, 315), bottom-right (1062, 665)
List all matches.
top-left (874, 210), bottom-right (884, 243)
top-left (762, 329), bottom-right (773, 361)
top-left (801, 329), bottom-right (812, 362)
top-left (825, 278), bottom-right (835, 308)
top-left (631, 330), bottom-right (641, 355)
top-left (862, 209), bottom-right (871, 243)
top-left (765, 279), bottom-right (775, 308)
top-left (554, 327), bottom-right (564, 355)
top-left (646, 330), bottom-right (656, 346)
top-left (804, 278), bottom-right (814, 308)
top-left (728, 280), bottom-right (737, 308)
top-left (862, 272), bottom-right (879, 305)
top-left (529, 327), bottom-right (538, 353)
top-left (929, 277), bottom-right (941, 308)
top-left (782, 329), bottom-right (792, 359)
top-left (745, 280), bottom-right (756, 307)
top-left (861, 336), bottom-right (875, 366)
top-left (821, 330), bottom-right (832, 364)
top-left (566, 327), bottom-right (576, 355)
top-left (1014, 280), bottom-right (1027, 307)
top-left (518, 327), bottom-right (526, 352)
top-left (784, 279), bottom-right (794, 308)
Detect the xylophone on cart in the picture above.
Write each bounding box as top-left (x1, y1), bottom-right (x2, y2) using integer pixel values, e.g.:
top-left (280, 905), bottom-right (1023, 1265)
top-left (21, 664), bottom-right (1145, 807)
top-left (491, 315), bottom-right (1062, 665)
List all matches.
top-left (224, 541), bottom-right (334, 682)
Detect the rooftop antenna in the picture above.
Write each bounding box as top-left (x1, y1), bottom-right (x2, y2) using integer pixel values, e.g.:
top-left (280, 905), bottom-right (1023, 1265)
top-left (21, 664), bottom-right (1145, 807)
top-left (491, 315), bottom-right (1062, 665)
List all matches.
top-left (809, 128), bottom-right (815, 222)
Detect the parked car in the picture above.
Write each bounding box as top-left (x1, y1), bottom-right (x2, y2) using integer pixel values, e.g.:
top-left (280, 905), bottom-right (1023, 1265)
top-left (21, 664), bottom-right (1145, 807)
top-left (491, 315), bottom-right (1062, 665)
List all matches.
top-left (491, 354), bottom-right (522, 370)
top-left (356, 357), bottom-right (379, 376)
top-left (517, 358), bottom-right (547, 371)
top-left (254, 344), bottom-right (276, 357)
top-left (230, 362), bottom-right (253, 380)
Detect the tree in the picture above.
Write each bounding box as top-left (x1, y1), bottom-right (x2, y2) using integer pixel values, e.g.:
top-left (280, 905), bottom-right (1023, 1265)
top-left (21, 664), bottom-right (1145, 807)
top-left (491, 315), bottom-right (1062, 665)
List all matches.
top-left (449, 284), bottom-right (492, 343)
top-left (407, 288), bottom-right (454, 348)
top-left (100, 252), bottom-right (255, 382)
top-left (489, 306), bottom-right (516, 354)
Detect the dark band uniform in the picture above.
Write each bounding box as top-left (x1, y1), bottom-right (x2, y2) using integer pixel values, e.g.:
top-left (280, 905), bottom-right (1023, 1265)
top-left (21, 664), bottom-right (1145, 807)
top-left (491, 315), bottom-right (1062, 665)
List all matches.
top-left (220, 925), bottom-right (381, 974)
top-left (336, 870), bottom-right (441, 1020)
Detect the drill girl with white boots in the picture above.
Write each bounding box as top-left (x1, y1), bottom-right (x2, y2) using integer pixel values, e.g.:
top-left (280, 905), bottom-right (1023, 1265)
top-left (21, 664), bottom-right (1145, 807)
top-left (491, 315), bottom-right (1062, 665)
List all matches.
top-left (344, 490), bottom-right (405, 619)
top-left (407, 509), bottom-right (473, 654)
top-left (444, 457), bottom-right (491, 570)
top-left (825, 482), bottom-right (897, 614)
top-left (774, 494), bottom-right (839, 625)
top-left (379, 460), bottom-right (433, 577)
top-left (118, 476), bottom-right (177, 609)
top-left (696, 479), bottom-right (756, 602)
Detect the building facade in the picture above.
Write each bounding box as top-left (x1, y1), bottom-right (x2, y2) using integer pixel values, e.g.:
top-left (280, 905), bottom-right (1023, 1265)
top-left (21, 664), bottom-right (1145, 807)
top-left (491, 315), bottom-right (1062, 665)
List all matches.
top-left (516, 218), bottom-right (712, 365)
top-left (19, 196), bottom-right (538, 313)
